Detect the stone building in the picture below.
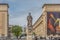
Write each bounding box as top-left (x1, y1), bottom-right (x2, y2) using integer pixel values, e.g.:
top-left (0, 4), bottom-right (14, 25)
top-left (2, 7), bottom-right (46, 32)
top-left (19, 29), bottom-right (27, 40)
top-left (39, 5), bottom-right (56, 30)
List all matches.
top-left (33, 4), bottom-right (60, 40)
top-left (0, 3), bottom-right (9, 37)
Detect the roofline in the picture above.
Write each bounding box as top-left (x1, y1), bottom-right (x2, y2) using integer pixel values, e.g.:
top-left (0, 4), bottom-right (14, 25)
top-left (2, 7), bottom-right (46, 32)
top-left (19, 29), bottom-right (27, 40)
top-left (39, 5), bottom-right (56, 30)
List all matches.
top-left (33, 14), bottom-right (42, 27)
top-left (0, 3), bottom-right (9, 8)
top-left (42, 4), bottom-right (60, 8)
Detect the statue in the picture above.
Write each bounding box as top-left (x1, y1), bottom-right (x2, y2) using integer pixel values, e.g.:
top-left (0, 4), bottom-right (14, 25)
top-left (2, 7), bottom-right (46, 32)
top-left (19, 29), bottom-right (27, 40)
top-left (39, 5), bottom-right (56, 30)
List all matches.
top-left (27, 12), bottom-right (33, 40)
top-left (27, 13), bottom-right (33, 33)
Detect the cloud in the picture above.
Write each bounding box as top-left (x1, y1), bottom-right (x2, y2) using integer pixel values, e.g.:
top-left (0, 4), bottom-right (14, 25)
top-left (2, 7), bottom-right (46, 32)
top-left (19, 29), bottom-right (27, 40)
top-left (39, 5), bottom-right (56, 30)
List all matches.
top-left (45, 0), bottom-right (60, 3)
top-left (9, 0), bottom-right (60, 27)
top-left (0, 0), bottom-right (3, 3)
top-left (9, 13), bottom-right (27, 27)
top-left (5, 0), bottom-right (16, 2)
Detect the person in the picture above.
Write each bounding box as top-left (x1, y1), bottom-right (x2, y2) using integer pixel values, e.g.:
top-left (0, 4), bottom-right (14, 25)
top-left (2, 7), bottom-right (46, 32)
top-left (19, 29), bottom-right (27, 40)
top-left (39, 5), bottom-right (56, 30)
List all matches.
top-left (35, 36), bottom-right (37, 40)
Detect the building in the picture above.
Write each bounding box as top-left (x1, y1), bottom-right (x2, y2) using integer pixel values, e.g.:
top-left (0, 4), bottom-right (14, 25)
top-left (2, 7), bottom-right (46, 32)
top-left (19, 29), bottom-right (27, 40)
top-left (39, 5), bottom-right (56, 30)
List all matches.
top-left (0, 3), bottom-right (9, 37)
top-left (33, 4), bottom-right (60, 40)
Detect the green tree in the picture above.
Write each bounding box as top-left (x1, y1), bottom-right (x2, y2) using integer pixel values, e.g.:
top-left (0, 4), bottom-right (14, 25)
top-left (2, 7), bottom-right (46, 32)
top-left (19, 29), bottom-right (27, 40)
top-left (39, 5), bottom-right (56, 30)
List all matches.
top-left (11, 25), bottom-right (22, 40)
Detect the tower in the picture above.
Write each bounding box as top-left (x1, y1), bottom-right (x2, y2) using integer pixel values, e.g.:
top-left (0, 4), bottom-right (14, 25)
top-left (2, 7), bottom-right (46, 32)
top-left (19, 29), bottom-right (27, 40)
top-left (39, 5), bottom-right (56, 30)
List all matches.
top-left (0, 3), bottom-right (9, 37)
top-left (27, 13), bottom-right (33, 40)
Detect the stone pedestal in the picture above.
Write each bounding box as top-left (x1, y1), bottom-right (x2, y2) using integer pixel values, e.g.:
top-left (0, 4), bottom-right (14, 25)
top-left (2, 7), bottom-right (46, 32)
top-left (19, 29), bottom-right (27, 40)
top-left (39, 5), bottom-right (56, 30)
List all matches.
top-left (27, 35), bottom-right (33, 40)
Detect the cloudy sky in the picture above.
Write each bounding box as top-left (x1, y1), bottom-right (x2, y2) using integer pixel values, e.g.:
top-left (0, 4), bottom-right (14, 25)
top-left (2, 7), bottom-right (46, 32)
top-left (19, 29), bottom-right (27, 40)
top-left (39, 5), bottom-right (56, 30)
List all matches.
top-left (1, 0), bottom-right (60, 27)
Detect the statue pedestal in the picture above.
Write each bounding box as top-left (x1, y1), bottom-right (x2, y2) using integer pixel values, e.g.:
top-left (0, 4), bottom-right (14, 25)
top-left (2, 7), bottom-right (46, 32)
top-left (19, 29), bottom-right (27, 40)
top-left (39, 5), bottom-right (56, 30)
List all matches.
top-left (27, 35), bottom-right (33, 40)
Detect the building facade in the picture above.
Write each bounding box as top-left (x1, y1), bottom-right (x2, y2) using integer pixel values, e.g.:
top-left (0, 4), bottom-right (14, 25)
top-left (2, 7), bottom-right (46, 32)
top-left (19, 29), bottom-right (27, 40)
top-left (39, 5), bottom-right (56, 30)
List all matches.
top-left (0, 3), bottom-right (9, 37)
top-left (33, 4), bottom-right (60, 39)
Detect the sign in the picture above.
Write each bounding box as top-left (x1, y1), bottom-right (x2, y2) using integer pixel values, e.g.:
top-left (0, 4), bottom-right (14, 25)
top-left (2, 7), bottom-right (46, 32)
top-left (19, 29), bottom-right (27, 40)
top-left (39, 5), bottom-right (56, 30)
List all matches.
top-left (47, 12), bottom-right (60, 35)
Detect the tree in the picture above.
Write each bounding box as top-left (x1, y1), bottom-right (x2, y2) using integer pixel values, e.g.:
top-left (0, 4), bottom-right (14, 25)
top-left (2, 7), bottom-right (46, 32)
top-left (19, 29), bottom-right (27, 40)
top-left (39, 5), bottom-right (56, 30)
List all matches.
top-left (11, 25), bottom-right (22, 40)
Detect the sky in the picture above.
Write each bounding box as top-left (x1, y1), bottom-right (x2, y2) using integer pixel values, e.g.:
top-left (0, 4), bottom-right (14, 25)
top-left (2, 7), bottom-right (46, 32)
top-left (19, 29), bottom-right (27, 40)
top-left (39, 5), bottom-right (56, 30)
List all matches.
top-left (1, 0), bottom-right (60, 27)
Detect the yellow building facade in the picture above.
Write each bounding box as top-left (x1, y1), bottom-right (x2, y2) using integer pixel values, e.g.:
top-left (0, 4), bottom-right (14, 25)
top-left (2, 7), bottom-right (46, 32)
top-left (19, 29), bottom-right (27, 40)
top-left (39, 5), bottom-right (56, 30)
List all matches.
top-left (0, 3), bottom-right (9, 37)
top-left (33, 4), bottom-right (60, 38)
